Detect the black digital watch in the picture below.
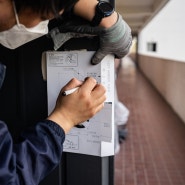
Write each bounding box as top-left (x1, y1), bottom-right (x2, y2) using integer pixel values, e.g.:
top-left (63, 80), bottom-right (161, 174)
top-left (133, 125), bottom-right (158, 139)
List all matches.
top-left (91, 1), bottom-right (114, 26)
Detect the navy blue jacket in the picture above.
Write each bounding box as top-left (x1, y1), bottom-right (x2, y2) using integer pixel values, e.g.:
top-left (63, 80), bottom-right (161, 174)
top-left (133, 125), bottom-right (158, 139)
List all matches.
top-left (0, 120), bottom-right (65, 185)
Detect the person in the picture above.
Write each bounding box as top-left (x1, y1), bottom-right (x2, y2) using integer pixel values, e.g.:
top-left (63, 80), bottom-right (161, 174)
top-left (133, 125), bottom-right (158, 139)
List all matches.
top-left (0, 0), bottom-right (132, 184)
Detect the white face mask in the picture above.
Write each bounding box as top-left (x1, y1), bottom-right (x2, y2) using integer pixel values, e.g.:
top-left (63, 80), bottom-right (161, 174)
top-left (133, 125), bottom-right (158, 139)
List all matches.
top-left (0, 1), bottom-right (49, 49)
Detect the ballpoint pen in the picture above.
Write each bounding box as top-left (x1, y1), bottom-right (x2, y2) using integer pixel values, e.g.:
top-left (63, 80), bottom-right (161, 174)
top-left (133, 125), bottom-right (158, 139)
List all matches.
top-left (62, 87), bottom-right (79, 96)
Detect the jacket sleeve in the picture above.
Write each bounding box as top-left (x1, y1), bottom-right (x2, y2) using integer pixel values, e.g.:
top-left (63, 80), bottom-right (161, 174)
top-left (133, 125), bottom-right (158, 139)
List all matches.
top-left (0, 120), bottom-right (65, 185)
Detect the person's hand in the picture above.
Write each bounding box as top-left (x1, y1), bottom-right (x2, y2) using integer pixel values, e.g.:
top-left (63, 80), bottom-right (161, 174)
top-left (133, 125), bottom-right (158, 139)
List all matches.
top-left (47, 77), bottom-right (106, 133)
top-left (48, 13), bottom-right (132, 65)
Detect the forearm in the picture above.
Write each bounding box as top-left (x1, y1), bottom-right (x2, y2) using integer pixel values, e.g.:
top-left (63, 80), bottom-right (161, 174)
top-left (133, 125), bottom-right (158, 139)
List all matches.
top-left (14, 120), bottom-right (65, 184)
top-left (0, 120), bottom-right (65, 185)
top-left (73, 0), bottom-right (118, 28)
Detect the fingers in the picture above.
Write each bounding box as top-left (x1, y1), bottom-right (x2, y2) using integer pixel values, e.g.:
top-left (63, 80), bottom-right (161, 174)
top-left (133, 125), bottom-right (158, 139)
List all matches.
top-left (66, 77), bottom-right (106, 115)
top-left (80, 77), bottom-right (106, 99)
top-left (92, 84), bottom-right (106, 113)
top-left (79, 77), bottom-right (98, 93)
top-left (61, 78), bottom-right (82, 92)
top-left (91, 83), bottom-right (106, 99)
top-left (49, 77), bottom-right (106, 133)
top-left (82, 79), bottom-right (106, 112)
top-left (60, 77), bottom-right (106, 99)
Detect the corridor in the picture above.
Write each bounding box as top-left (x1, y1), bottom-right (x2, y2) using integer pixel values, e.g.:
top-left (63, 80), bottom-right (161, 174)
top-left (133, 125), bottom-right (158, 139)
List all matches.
top-left (114, 61), bottom-right (185, 185)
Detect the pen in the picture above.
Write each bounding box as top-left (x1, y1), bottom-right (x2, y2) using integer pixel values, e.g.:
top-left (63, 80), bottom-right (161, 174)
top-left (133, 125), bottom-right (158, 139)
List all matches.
top-left (62, 87), bottom-right (79, 96)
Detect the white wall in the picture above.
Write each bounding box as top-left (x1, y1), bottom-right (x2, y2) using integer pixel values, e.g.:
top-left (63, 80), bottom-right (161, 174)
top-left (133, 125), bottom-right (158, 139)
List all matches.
top-left (138, 0), bottom-right (185, 62)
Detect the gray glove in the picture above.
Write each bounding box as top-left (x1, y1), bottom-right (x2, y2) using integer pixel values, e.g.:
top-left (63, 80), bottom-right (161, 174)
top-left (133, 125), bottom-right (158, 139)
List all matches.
top-left (49, 13), bottom-right (132, 65)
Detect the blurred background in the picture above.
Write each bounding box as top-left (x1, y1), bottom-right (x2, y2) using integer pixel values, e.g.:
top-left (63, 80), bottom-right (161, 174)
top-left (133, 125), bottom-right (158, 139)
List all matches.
top-left (114, 0), bottom-right (185, 184)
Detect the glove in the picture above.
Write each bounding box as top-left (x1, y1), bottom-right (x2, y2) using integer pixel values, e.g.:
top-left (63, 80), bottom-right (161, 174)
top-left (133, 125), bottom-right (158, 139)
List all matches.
top-left (48, 13), bottom-right (132, 65)
top-left (48, 17), bottom-right (103, 50)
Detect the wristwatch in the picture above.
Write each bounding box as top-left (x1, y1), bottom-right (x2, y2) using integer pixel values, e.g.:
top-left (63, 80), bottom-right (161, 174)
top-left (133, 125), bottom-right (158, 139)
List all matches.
top-left (91, 1), bottom-right (114, 26)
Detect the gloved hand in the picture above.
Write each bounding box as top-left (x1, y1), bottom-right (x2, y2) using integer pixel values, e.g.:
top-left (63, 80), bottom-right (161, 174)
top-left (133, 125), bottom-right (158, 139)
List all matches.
top-left (48, 13), bottom-right (132, 65)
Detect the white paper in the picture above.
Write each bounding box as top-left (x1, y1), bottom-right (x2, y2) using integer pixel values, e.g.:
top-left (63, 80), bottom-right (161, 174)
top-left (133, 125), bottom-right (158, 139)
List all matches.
top-left (46, 51), bottom-right (114, 156)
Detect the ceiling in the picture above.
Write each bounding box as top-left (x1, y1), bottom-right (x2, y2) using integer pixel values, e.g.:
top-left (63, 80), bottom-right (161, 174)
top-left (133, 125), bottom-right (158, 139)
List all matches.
top-left (115, 0), bottom-right (169, 35)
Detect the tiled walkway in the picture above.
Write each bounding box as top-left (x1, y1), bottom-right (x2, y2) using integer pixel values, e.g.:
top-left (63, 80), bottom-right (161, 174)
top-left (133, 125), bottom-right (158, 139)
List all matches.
top-left (114, 64), bottom-right (185, 185)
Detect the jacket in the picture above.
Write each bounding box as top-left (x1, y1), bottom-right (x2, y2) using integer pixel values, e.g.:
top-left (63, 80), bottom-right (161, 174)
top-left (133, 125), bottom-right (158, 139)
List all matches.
top-left (0, 120), bottom-right (65, 185)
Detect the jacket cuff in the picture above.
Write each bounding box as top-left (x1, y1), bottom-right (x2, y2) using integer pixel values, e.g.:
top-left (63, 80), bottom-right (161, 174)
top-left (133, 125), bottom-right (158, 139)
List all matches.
top-left (43, 119), bottom-right (65, 138)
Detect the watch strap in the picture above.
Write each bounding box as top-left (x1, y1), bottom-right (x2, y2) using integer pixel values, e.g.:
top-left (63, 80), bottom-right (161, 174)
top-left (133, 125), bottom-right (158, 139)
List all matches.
top-left (91, 14), bottom-right (102, 26)
top-left (91, 1), bottom-right (114, 26)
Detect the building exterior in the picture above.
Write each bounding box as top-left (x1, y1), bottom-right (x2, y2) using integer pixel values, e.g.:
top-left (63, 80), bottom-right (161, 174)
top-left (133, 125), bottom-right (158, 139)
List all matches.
top-left (138, 0), bottom-right (185, 123)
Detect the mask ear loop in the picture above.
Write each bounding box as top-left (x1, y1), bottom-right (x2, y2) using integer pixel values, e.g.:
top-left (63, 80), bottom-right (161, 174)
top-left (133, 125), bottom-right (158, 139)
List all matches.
top-left (12, 1), bottom-right (20, 26)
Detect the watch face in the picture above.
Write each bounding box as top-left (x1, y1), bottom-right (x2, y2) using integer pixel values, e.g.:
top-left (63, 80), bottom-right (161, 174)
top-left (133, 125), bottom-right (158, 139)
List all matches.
top-left (99, 2), bottom-right (114, 14)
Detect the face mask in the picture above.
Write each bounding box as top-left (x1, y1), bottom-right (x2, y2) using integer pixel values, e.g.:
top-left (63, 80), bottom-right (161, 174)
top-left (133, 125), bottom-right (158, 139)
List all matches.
top-left (0, 1), bottom-right (49, 49)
